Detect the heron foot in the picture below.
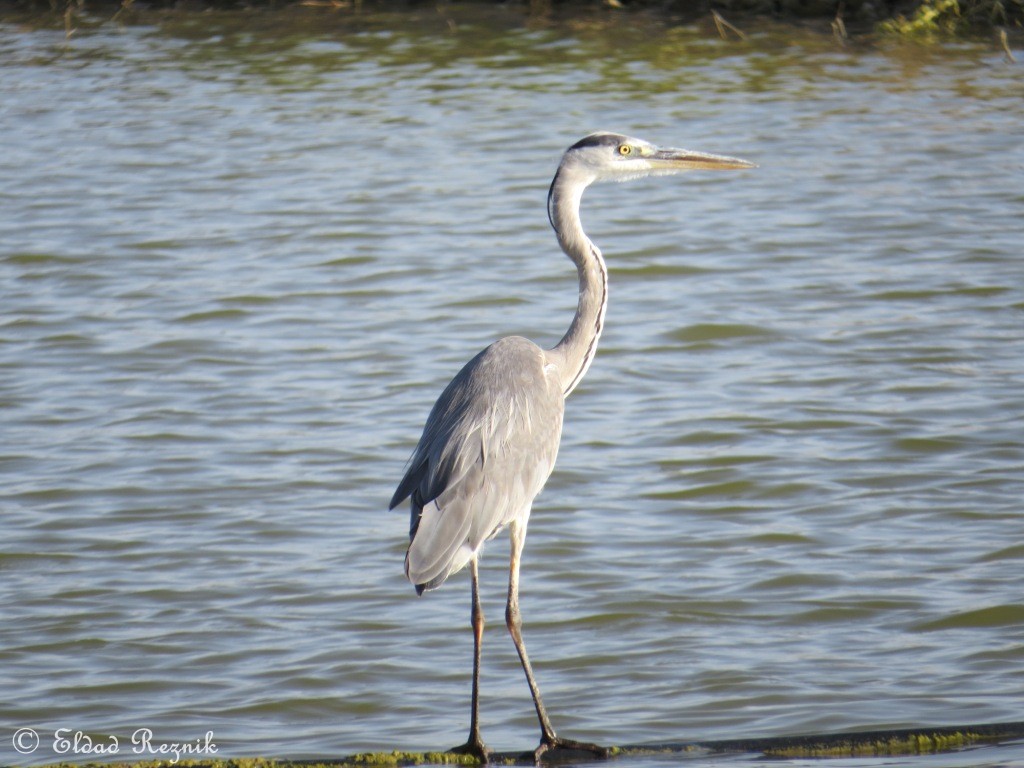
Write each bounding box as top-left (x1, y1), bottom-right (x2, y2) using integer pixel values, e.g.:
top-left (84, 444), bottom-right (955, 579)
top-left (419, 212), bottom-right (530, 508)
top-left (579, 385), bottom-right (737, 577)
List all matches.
top-left (449, 736), bottom-right (493, 764)
top-left (533, 735), bottom-right (609, 764)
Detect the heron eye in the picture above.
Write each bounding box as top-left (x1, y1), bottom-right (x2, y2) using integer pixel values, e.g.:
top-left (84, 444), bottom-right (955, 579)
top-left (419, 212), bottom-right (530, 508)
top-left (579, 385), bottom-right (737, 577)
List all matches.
top-left (618, 144), bottom-right (632, 156)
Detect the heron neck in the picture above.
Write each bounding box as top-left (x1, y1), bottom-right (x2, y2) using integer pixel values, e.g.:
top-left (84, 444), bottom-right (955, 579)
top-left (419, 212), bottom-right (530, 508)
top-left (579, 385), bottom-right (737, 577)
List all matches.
top-left (547, 169), bottom-right (608, 398)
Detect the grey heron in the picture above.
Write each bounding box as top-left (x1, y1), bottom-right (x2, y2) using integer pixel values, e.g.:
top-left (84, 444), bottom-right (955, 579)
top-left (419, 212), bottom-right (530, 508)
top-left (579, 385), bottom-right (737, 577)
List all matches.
top-left (390, 132), bottom-right (754, 763)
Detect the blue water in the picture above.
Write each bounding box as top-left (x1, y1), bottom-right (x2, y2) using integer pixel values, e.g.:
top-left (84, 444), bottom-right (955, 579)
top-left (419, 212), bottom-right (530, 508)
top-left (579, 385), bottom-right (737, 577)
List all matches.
top-left (1, 7), bottom-right (1022, 767)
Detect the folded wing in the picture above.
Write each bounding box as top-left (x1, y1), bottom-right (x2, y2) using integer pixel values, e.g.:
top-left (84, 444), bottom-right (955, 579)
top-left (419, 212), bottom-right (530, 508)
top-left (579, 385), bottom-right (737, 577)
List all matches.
top-left (390, 336), bottom-right (564, 593)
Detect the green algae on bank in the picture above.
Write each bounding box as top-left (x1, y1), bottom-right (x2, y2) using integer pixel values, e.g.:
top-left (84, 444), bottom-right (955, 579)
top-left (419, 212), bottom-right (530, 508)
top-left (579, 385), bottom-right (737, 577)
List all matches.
top-left (344, 752), bottom-right (492, 766)
top-left (21, 722), bottom-right (1024, 768)
top-left (763, 729), bottom-right (978, 757)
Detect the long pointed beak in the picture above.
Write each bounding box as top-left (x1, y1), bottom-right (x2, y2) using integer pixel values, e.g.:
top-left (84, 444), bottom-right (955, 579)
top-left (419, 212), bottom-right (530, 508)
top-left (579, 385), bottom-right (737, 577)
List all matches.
top-left (650, 147), bottom-right (756, 171)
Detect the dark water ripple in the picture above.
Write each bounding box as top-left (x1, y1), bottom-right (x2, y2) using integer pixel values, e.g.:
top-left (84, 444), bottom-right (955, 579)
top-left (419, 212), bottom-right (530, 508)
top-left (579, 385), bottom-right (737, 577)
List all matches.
top-left (1, 9), bottom-right (1023, 767)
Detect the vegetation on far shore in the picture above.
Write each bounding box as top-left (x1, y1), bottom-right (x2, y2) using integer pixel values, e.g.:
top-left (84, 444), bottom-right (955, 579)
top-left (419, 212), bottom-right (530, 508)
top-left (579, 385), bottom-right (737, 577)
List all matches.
top-left (877, 0), bottom-right (1022, 34)
top-left (2, 0), bottom-right (1022, 37)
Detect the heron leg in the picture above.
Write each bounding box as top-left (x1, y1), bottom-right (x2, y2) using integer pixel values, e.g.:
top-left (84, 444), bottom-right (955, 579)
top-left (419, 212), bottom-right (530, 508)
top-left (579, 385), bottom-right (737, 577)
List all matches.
top-left (449, 557), bottom-right (492, 763)
top-left (505, 520), bottom-right (609, 763)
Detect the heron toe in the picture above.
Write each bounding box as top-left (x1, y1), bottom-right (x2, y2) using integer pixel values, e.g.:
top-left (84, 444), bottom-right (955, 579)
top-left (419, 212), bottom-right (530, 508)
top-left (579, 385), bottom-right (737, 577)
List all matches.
top-left (448, 736), bottom-right (493, 764)
top-left (534, 735), bottom-right (609, 763)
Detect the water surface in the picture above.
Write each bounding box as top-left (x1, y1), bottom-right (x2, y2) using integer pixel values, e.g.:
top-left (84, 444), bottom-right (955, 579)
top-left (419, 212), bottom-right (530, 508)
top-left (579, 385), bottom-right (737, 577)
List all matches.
top-left (1, 7), bottom-right (1023, 766)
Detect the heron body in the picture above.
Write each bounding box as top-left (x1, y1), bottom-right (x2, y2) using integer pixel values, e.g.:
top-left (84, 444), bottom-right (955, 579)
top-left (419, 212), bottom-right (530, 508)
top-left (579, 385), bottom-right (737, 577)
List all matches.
top-left (397, 336), bottom-right (563, 594)
top-left (390, 132), bottom-right (753, 762)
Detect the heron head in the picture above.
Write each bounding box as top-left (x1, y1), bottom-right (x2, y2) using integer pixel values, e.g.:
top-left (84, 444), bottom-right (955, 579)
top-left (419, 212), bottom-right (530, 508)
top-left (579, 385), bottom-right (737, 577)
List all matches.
top-left (562, 131), bottom-right (755, 183)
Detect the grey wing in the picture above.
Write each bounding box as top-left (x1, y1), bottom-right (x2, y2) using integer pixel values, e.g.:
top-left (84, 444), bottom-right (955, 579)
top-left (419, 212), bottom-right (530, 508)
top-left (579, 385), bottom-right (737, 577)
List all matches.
top-left (390, 337), bottom-right (564, 592)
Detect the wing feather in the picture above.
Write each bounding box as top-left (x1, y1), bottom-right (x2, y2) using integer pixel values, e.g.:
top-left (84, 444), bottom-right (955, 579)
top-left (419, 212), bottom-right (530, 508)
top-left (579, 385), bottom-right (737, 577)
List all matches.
top-left (391, 337), bottom-right (564, 592)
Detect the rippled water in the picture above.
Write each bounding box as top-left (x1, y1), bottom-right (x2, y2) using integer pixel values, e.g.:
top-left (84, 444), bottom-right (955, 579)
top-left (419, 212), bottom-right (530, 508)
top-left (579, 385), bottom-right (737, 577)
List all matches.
top-left (1, 6), bottom-right (1023, 767)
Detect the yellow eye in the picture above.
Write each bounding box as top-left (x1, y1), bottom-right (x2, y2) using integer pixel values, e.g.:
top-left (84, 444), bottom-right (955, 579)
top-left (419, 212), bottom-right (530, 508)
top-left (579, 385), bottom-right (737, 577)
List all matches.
top-left (618, 144), bottom-right (632, 156)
